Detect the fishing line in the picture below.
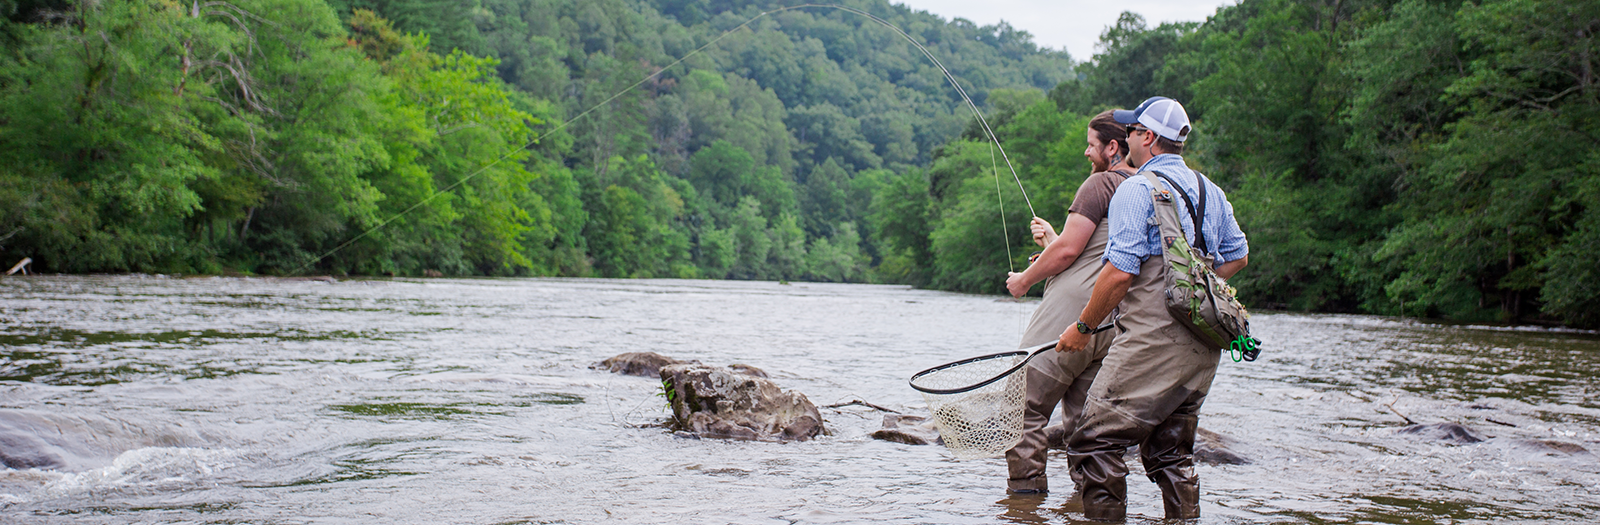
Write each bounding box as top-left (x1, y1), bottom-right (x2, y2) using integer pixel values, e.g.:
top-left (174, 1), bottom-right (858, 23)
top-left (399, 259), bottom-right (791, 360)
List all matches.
top-left (989, 140), bottom-right (1028, 339)
top-left (298, 3), bottom-right (1036, 273)
top-left (989, 141), bottom-right (1014, 274)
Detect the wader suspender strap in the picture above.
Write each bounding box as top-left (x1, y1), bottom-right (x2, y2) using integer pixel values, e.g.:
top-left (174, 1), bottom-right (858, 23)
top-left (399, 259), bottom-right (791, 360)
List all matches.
top-left (1196, 172), bottom-right (1208, 251)
top-left (1152, 171), bottom-right (1209, 256)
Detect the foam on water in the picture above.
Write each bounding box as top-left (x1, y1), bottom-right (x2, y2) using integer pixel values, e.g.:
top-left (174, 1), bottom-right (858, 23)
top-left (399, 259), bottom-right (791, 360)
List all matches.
top-left (0, 447), bottom-right (244, 506)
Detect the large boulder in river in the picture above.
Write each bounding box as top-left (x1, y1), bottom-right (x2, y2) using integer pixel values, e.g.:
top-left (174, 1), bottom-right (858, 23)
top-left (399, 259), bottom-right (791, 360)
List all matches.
top-left (659, 364), bottom-right (824, 442)
top-left (592, 352), bottom-right (693, 377)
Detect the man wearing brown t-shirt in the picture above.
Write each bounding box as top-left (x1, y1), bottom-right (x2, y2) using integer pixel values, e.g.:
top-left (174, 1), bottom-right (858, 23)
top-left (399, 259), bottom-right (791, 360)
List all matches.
top-left (1000, 110), bottom-right (1133, 494)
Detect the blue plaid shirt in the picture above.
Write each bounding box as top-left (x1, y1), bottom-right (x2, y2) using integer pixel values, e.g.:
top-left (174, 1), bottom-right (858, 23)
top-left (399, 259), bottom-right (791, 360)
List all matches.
top-left (1103, 154), bottom-right (1249, 274)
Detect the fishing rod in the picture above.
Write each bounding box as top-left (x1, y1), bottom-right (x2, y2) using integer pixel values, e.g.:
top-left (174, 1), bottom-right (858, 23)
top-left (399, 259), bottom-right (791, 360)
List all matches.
top-left (299, 3), bottom-right (1037, 274)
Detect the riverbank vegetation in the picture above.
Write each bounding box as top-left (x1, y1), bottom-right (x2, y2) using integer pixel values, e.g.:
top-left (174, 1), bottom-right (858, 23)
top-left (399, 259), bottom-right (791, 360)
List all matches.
top-left (1, 0), bottom-right (1595, 328)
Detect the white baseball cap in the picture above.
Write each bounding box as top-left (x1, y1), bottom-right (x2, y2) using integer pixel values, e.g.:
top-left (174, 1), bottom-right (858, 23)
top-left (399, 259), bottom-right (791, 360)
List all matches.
top-left (1113, 96), bottom-right (1191, 143)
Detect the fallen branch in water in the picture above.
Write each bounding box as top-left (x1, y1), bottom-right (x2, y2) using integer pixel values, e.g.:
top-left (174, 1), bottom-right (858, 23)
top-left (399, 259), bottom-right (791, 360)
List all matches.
top-left (1384, 394), bottom-right (1415, 425)
top-left (6, 257), bottom-right (30, 276)
top-left (1485, 417), bottom-right (1518, 428)
top-left (825, 399), bottom-right (900, 414)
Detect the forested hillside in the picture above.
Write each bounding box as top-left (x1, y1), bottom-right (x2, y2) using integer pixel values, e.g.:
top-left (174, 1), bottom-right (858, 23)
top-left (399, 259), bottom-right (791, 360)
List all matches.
top-left (0, 0), bottom-right (1072, 283)
top-left (1, 0), bottom-right (1596, 328)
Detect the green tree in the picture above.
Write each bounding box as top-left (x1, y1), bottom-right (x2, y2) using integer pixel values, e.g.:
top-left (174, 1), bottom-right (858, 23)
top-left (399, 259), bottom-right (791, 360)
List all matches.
top-left (867, 167), bottom-right (934, 285)
top-left (1377, 0), bottom-right (1600, 324)
top-left (726, 196), bottom-right (774, 279)
top-left (925, 140), bottom-right (1033, 293)
top-left (686, 139), bottom-right (795, 221)
top-left (1077, 12), bottom-right (1203, 111)
top-left (581, 154), bottom-right (694, 278)
top-left (328, 0), bottom-right (486, 56)
top-left (799, 157), bottom-right (852, 236)
top-left (805, 221), bottom-right (868, 282)
top-left (768, 211), bottom-right (808, 279)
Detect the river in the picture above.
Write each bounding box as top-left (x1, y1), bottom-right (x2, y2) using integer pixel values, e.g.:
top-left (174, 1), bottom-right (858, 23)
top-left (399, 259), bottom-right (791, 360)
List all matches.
top-left (1, 275), bottom-right (1596, 523)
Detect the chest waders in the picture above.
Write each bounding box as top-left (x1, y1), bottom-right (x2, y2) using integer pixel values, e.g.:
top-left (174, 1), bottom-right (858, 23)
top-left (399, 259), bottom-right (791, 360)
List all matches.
top-left (1067, 170), bottom-right (1246, 521)
top-left (1007, 222), bottom-right (1117, 493)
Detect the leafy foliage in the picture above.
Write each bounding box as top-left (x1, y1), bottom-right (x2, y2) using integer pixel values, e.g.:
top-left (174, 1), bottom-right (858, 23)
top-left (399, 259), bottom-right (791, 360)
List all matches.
top-left (1051, 0), bottom-right (1600, 327)
top-left (3, 0), bottom-right (1596, 328)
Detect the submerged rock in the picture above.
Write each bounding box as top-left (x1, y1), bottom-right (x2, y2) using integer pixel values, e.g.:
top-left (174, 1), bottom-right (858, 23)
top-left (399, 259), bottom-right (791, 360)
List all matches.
top-left (1396, 422), bottom-right (1485, 445)
top-left (660, 364), bottom-right (824, 442)
top-left (871, 414), bottom-right (942, 446)
top-left (592, 352), bottom-right (693, 377)
top-left (1195, 427), bottom-right (1251, 465)
top-left (1507, 439), bottom-right (1591, 457)
top-left (0, 425), bottom-right (65, 470)
top-left (0, 409), bottom-right (197, 472)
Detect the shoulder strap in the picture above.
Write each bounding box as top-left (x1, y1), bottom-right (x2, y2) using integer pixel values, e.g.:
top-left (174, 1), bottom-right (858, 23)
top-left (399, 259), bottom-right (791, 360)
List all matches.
top-left (1150, 171), bottom-right (1209, 255)
top-left (1194, 171), bottom-right (1208, 252)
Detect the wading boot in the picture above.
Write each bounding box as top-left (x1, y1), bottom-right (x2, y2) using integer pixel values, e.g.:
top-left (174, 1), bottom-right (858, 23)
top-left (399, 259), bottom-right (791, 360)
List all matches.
top-left (1073, 449), bottom-right (1128, 522)
top-left (1141, 414), bottom-right (1201, 520)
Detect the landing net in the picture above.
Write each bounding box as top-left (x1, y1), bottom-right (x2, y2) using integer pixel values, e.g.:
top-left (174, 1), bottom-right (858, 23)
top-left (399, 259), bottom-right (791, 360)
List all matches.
top-left (908, 347), bottom-right (1044, 460)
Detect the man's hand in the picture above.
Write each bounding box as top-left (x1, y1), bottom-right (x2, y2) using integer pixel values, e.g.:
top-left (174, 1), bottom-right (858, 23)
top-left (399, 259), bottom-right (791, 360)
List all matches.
top-left (1058, 263), bottom-right (1135, 354)
top-left (1030, 217), bottom-right (1057, 247)
top-left (1006, 271), bottom-right (1032, 298)
top-left (1057, 326), bottom-right (1090, 353)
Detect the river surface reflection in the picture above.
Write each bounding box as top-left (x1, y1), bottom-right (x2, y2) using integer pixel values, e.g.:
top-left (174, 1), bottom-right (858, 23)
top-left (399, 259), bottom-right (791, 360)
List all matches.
top-left (1, 275), bottom-right (1596, 523)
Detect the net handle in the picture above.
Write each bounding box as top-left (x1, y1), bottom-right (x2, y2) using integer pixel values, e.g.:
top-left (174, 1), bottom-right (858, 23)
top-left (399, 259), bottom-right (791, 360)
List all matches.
top-left (908, 343), bottom-right (1057, 395)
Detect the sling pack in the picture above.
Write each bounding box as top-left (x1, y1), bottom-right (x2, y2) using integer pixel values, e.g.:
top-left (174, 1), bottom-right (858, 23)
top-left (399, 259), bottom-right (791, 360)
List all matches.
top-left (1143, 170), bottom-right (1259, 361)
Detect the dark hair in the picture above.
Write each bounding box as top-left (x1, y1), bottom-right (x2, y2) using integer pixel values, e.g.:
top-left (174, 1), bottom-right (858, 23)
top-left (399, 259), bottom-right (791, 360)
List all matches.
top-left (1153, 123), bottom-right (1190, 154)
top-left (1155, 136), bottom-right (1186, 155)
top-left (1088, 110), bottom-right (1128, 158)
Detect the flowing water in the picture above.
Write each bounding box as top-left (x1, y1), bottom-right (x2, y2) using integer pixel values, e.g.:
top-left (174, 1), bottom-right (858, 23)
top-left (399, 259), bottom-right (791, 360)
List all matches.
top-left (1, 275), bottom-right (1596, 524)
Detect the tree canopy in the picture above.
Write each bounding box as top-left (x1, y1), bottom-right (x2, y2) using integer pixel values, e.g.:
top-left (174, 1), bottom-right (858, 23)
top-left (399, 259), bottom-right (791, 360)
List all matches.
top-left (2, 0), bottom-right (1595, 328)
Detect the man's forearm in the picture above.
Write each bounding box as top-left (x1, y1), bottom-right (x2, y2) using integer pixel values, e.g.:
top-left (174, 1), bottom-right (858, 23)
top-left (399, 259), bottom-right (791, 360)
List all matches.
top-left (1078, 263), bottom-right (1134, 327)
top-left (1017, 236), bottom-right (1080, 288)
top-left (1215, 255), bottom-right (1248, 280)
top-left (1016, 214), bottom-right (1095, 289)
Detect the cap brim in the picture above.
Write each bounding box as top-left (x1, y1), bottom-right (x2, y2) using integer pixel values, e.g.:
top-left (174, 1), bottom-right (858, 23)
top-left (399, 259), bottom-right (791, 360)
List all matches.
top-left (1112, 109), bottom-right (1140, 124)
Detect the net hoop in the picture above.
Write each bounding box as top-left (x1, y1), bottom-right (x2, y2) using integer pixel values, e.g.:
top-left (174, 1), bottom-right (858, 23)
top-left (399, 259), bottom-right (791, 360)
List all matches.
top-left (908, 344), bottom-right (1055, 459)
top-left (908, 345), bottom-right (1052, 395)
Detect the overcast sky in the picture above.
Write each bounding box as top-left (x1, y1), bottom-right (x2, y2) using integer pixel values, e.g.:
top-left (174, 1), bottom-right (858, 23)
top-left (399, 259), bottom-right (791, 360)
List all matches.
top-left (890, 0), bottom-right (1238, 61)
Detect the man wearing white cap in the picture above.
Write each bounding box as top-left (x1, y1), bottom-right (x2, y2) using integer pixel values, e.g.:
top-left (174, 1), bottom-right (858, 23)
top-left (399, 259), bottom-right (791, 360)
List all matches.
top-left (1053, 96), bottom-right (1249, 521)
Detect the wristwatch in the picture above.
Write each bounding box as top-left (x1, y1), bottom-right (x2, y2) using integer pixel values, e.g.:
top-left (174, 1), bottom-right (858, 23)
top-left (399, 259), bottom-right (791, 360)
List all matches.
top-left (1075, 321), bottom-right (1093, 334)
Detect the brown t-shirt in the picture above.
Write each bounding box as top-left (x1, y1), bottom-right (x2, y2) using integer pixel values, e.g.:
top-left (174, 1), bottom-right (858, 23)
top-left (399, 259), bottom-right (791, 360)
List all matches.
top-left (1066, 169), bottom-right (1133, 225)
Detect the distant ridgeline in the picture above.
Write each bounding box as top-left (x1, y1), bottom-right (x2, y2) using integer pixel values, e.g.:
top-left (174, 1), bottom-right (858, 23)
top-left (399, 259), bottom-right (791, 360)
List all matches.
top-left (1, 0), bottom-right (1596, 328)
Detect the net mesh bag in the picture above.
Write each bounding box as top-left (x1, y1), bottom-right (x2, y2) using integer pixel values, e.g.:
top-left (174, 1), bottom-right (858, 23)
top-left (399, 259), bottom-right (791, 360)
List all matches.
top-left (909, 350), bottom-right (1031, 460)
